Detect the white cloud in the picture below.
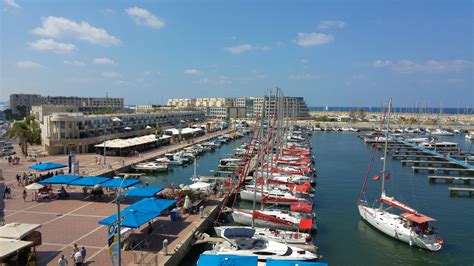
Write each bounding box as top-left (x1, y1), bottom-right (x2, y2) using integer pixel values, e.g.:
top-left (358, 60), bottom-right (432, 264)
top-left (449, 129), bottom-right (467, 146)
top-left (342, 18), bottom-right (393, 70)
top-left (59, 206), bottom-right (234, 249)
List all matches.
top-left (318, 20), bottom-right (346, 29)
top-left (194, 76), bottom-right (231, 85)
top-left (101, 71), bottom-right (120, 78)
top-left (224, 44), bottom-right (271, 54)
top-left (373, 60), bottom-right (392, 68)
top-left (184, 69), bottom-right (203, 75)
top-left (126, 7), bottom-right (164, 29)
top-left (373, 59), bottom-right (473, 73)
top-left (16, 60), bottom-right (45, 70)
top-left (29, 39), bottom-right (76, 53)
top-left (32, 16), bottom-right (120, 46)
top-left (224, 44), bottom-right (253, 54)
top-left (289, 73), bottom-right (320, 80)
top-left (64, 60), bottom-right (85, 66)
top-left (4, 0), bottom-right (20, 8)
top-left (93, 57), bottom-right (114, 65)
top-left (113, 80), bottom-right (128, 86)
top-left (295, 32), bottom-right (334, 47)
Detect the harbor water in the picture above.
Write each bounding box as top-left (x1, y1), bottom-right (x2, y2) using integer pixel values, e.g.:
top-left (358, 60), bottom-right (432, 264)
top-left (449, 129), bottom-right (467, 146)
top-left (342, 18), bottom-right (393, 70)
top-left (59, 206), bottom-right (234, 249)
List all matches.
top-left (137, 133), bottom-right (473, 265)
top-left (314, 132), bottom-right (473, 265)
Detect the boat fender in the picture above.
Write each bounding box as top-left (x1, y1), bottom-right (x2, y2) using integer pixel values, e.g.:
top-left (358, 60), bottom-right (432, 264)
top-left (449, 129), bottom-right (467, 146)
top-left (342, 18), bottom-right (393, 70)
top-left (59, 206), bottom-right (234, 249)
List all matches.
top-left (436, 238), bottom-right (444, 245)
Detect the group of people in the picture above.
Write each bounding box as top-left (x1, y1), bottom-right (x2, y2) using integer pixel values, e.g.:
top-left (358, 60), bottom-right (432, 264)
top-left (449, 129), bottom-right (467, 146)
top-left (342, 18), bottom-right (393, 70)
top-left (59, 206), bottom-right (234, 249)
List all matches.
top-left (15, 170), bottom-right (65, 187)
top-left (58, 244), bottom-right (86, 266)
top-left (6, 155), bottom-right (20, 165)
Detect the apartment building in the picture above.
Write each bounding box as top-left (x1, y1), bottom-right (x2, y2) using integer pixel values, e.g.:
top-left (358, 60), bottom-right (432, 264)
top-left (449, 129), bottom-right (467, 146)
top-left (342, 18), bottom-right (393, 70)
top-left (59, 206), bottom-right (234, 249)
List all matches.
top-left (10, 94), bottom-right (124, 115)
top-left (39, 110), bottom-right (205, 155)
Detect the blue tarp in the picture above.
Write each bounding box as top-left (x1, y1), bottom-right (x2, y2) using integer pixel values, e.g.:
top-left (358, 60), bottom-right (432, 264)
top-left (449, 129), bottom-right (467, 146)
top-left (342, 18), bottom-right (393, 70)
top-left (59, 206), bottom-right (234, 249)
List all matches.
top-left (266, 260), bottom-right (328, 266)
top-left (39, 174), bottom-right (82, 185)
top-left (101, 178), bottom-right (141, 189)
top-left (98, 198), bottom-right (176, 228)
top-left (68, 176), bottom-right (111, 187)
top-left (197, 254), bottom-right (257, 266)
top-left (28, 162), bottom-right (67, 171)
top-left (121, 186), bottom-right (163, 197)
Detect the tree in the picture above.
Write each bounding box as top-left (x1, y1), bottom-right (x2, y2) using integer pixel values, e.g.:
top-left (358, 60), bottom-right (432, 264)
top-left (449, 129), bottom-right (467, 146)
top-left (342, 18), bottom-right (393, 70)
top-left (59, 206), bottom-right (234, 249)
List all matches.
top-left (8, 121), bottom-right (30, 156)
top-left (3, 109), bottom-right (14, 121)
top-left (15, 105), bottom-right (28, 119)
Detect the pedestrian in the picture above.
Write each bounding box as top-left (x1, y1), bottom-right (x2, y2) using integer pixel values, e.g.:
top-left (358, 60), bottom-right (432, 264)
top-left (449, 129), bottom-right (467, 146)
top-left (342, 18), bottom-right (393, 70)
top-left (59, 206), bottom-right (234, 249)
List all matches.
top-left (23, 190), bottom-right (27, 202)
top-left (80, 247), bottom-right (86, 263)
top-left (16, 174), bottom-right (20, 185)
top-left (58, 254), bottom-right (68, 266)
top-left (147, 222), bottom-right (153, 235)
top-left (73, 250), bottom-right (82, 266)
top-left (122, 159), bottom-right (125, 166)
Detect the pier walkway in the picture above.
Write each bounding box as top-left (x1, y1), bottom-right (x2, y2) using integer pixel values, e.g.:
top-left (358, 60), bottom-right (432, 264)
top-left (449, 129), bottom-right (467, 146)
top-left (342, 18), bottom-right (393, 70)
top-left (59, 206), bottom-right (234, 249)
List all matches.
top-left (400, 140), bottom-right (474, 170)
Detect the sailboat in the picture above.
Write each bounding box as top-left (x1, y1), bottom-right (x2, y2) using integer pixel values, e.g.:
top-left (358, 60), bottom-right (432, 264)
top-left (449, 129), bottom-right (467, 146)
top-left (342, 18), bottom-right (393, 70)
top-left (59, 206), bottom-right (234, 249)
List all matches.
top-left (357, 98), bottom-right (443, 252)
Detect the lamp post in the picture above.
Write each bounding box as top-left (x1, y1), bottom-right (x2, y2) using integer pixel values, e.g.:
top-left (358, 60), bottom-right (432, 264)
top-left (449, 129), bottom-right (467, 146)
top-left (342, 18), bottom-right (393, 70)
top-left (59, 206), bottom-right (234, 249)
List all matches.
top-left (115, 174), bottom-right (128, 266)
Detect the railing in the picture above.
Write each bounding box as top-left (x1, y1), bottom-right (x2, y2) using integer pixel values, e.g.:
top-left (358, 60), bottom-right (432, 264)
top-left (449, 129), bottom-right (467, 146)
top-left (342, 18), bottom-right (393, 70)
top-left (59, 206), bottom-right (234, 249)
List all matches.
top-left (130, 224), bottom-right (167, 264)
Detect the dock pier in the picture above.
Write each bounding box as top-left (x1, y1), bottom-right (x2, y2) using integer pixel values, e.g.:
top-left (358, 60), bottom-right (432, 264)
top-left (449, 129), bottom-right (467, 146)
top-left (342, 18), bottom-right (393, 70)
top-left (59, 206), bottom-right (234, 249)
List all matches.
top-left (428, 175), bottom-right (474, 184)
top-left (448, 187), bottom-right (474, 197)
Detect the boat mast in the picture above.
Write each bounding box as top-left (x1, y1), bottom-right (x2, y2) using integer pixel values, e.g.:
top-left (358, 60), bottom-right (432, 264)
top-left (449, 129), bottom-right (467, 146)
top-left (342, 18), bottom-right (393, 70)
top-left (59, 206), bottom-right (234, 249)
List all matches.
top-left (380, 97), bottom-right (392, 206)
top-left (252, 95), bottom-right (266, 227)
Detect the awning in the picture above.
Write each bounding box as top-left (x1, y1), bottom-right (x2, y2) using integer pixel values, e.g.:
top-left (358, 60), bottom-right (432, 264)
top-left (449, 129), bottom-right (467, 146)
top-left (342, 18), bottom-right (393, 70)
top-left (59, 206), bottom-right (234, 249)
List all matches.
top-left (68, 176), bottom-right (111, 187)
top-left (98, 198), bottom-right (176, 228)
top-left (0, 238), bottom-right (33, 259)
top-left (266, 259), bottom-right (328, 266)
top-left (197, 254), bottom-right (257, 266)
top-left (94, 134), bottom-right (159, 149)
top-left (24, 183), bottom-right (45, 190)
top-left (100, 178), bottom-right (141, 189)
top-left (121, 186), bottom-right (163, 198)
top-left (39, 174), bottom-right (82, 185)
top-left (401, 212), bottom-right (436, 224)
top-left (28, 162), bottom-right (67, 171)
top-left (0, 223), bottom-right (41, 239)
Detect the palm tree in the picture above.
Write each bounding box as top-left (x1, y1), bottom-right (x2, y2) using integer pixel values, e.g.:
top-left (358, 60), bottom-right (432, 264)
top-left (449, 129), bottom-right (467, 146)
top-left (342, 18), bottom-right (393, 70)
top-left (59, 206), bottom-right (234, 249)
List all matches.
top-left (8, 121), bottom-right (30, 156)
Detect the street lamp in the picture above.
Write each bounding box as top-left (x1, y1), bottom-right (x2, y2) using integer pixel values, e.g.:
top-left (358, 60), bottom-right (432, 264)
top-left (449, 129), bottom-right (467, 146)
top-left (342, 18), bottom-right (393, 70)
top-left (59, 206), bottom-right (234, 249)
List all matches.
top-left (115, 174), bottom-right (128, 266)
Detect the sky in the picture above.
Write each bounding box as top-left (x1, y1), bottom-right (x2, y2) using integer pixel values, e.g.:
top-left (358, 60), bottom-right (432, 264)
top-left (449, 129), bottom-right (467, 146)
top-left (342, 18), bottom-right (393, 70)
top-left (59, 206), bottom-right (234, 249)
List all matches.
top-left (1, 0), bottom-right (473, 107)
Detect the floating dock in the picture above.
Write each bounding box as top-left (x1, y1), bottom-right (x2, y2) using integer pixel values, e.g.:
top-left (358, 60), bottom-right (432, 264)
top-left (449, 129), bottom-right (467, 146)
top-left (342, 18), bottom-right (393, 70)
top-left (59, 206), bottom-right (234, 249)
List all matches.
top-left (448, 187), bottom-right (474, 197)
top-left (428, 175), bottom-right (474, 184)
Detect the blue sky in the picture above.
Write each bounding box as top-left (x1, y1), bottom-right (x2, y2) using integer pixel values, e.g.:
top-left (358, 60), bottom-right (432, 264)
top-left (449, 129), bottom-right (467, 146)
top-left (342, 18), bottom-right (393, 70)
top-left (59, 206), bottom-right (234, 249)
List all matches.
top-left (1, 0), bottom-right (472, 107)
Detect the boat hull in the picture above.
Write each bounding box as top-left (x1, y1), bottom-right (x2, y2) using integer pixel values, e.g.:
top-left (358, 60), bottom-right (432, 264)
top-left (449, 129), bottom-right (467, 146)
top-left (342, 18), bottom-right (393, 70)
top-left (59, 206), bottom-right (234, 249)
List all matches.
top-left (358, 204), bottom-right (442, 251)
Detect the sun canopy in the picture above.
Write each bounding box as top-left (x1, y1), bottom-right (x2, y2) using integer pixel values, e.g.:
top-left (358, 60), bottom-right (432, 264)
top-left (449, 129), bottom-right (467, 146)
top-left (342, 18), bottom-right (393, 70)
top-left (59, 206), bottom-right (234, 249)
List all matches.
top-left (401, 212), bottom-right (436, 224)
top-left (68, 176), bottom-right (111, 187)
top-left (25, 183), bottom-right (45, 190)
top-left (0, 238), bottom-right (33, 259)
top-left (121, 186), bottom-right (163, 198)
top-left (98, 198), bottom-right (176, 228)
top-left (94, 134), bottom-right (163, 149)
top-left (100, 178), bottom-right (140, 189)
top-left (197, 254), bottom-right (257, 266)
top-left (0, 223), bottom-right (41, 240)
top-left (266, 259), bottom-right (328, 266)
top-left (39, 174), bottom-right (83, 185)
top-left (28, 162), bottom-right (66, 171)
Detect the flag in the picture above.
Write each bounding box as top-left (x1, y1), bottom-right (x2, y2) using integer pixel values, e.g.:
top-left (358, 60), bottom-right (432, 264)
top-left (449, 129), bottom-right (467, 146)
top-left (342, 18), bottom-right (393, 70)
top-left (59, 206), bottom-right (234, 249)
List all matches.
top-left (384, 172), bottom-right (391, 180)
top-left (373, 175), bottom-right (380, 181)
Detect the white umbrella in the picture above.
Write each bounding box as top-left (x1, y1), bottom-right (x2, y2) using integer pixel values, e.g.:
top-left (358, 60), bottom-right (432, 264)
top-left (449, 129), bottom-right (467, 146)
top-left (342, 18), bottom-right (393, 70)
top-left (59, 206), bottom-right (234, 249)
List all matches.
top-left (25, 183), bottom-right (45, 190)
top-left (145, 125), bottom-right (152, 129)
top-left (124, 127), bottom-right (132, 130)
top-left (183, 195), bottom-right (192, 210)
top-left (189, 182), bottom-right (211, 190)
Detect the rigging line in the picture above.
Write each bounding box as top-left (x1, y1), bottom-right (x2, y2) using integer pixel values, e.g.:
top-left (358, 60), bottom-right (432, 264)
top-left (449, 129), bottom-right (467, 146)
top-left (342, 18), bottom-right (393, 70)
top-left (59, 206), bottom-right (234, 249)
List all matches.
top-left (358, 105), bottom-right (389, 202)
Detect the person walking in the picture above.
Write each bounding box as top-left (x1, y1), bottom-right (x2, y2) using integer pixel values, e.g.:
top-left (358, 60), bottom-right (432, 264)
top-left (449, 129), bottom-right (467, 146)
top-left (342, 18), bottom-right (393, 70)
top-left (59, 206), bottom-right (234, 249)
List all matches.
top-left (58, 254), bottom-right (68, 266)
top-left (73, 250), bottom-right (82, 266)
top-left (80, 247), bottom-right (86, 263)
top-left (22, 190), bottom-right (27, 202)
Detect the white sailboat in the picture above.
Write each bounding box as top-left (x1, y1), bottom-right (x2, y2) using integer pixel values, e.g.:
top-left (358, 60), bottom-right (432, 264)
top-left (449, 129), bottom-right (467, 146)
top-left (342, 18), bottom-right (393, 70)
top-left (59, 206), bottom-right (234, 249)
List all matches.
top-left (358, 98), bottom-right (443, 252)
